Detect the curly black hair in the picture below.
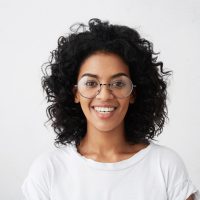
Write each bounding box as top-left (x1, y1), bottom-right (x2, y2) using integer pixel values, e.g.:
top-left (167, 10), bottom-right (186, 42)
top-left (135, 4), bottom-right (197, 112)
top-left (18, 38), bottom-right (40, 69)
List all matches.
top-left (41, 18), bottom-right (172, 148)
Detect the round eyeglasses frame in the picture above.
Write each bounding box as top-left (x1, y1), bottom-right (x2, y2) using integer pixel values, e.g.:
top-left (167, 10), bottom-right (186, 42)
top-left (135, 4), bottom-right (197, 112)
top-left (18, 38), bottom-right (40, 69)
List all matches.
top-left (74, 77), bottom-right (136, 99)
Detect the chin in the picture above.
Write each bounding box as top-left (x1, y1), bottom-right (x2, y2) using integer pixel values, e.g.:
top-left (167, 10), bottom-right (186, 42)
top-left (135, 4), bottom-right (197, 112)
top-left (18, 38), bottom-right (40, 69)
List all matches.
top-left (93, 123), bottom-right (123, 133)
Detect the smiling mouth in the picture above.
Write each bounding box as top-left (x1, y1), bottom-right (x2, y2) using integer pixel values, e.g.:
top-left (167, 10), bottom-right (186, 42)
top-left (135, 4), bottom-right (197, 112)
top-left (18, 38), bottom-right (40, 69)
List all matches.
top-left (93, 106), bottom-right (116, 112)
top-left (91, 106), bottom-right (117, 119)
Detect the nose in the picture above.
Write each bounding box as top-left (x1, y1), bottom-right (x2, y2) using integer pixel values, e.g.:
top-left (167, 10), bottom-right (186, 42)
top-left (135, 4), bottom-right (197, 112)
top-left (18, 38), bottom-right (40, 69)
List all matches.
top-left (96, 84), bottom-right (114, 100)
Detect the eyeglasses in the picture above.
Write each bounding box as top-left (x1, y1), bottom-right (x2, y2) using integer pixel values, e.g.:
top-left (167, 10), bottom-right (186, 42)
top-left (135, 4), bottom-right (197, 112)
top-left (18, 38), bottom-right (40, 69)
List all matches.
top-left (74, 75), bottom-right (136, 99)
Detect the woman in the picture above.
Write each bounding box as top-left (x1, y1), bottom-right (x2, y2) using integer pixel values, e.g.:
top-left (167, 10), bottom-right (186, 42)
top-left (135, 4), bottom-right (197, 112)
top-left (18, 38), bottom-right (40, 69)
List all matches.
top-left (21, 18), bottom-right (200, 200)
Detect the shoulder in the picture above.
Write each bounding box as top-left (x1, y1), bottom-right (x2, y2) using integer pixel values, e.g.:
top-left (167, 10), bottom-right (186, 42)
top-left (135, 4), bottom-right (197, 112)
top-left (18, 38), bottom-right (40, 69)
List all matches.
top-left (149, 142), bottom-right (200, 199)
top-left (21, 145), bottom-right (73, 199)
top-left (28, 144), bottom-right (72, 176)
top-left (150, 141), bottom-right (187, 170)
top-left (149, 142), bottom-right (189, 186)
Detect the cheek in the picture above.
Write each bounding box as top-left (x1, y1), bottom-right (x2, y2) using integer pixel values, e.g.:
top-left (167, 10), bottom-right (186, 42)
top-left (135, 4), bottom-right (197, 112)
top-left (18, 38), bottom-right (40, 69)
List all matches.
top-left (120, 99), bottom-right (130, 110)
top-left (79, 99), bottom-right (91, 116)
top-left (118, 100), bottom-right (130, 117)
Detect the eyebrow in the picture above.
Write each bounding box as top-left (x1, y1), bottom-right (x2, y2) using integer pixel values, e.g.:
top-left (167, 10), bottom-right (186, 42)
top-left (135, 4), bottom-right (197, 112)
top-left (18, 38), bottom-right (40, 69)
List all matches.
top-left (80, 73), bottom-right (129, 79)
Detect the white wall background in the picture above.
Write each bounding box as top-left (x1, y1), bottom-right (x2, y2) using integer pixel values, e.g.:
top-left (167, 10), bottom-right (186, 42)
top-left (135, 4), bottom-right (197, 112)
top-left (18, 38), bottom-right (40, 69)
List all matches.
top-left (0, 0), bottom-right (199, 199)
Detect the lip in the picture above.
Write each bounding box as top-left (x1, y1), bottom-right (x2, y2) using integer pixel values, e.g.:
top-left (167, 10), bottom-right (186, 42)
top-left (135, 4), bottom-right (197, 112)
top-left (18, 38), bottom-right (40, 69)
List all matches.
top-left (91, 106), bottom-right (117, 119)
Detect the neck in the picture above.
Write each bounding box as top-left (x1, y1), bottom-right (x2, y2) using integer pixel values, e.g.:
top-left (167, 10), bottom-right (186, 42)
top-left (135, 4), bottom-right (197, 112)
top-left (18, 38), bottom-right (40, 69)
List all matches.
top-left (77, 124), bottom-right (131, 156)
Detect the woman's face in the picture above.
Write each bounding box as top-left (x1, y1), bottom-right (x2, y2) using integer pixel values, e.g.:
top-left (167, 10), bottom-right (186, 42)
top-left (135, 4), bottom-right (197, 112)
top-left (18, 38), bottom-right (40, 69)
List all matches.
top-left (74, 52), bottom-right (135, 133)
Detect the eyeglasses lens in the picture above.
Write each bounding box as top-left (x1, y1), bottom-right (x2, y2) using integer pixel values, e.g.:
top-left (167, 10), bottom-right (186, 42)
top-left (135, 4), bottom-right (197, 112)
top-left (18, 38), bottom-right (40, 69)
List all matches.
top-left (77, 76), bottom-right (133, 99)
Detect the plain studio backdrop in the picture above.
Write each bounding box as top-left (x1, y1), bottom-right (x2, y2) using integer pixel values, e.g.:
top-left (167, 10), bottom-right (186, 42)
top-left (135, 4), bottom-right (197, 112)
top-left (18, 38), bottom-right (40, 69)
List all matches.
top-left (0, 0), bottom-right (199, 199)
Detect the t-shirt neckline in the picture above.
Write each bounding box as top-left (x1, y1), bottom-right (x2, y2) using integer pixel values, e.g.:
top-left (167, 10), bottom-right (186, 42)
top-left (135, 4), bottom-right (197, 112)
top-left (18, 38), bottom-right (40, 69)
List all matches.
top-left (68, 141), bottom-right (154, 171)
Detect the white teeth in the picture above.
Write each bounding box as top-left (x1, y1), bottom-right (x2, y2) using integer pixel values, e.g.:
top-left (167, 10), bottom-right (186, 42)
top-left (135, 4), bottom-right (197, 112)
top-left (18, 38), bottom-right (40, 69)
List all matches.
top-left (94, 107), bottom-right (115, 112)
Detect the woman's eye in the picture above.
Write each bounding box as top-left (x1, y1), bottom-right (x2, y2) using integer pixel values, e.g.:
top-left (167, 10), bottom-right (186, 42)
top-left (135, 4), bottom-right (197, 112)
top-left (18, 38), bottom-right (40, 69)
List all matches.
top-left (111, 81), bottom-right (126, 88)
top-left (85, 81), bottom-right (98, 87)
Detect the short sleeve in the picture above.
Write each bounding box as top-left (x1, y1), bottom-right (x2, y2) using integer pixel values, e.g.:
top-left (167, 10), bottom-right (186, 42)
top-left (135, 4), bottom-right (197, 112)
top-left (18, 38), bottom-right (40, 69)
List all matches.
top-left (168, 178), bottom-right (200, 200)
top-left (163, 148), bottom-right (200, 200)
top-left (21, 154), bottom-right (52, 200)
top-left (21, 175), bottom-right (50, 200)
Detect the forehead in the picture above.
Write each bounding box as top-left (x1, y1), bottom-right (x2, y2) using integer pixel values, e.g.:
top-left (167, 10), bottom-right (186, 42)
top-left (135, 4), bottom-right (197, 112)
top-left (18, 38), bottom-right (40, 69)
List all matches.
top-left (78, 52), bottom-right (130, 80)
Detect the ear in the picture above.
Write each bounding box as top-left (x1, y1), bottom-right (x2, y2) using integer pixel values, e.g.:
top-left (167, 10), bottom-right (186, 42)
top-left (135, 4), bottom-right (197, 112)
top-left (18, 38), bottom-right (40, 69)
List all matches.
top-left (74, 97), bottom-right (79, 103)
top-left (129, 93), bottom-right (135, 104)
top-left (72, 86), bottom-right (80, 103)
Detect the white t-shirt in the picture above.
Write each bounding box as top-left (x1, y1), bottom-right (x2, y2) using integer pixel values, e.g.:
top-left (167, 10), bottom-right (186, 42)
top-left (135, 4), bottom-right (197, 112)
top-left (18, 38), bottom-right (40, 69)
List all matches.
top-left (21, 141), bottom-right (200, 200)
